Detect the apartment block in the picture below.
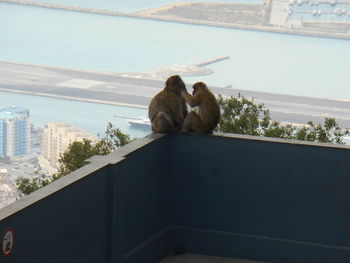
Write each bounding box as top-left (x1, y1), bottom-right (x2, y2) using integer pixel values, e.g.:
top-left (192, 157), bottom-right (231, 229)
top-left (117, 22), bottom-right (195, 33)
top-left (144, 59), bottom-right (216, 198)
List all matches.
top-left (41, 123), bottom-right (94, 168)
top-left (0, 106), bottom-right (30, 158)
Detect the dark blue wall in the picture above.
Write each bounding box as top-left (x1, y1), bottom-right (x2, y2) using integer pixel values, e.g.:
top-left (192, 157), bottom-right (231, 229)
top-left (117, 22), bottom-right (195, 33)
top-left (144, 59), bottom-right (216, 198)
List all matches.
top-left (1, 133), bottom-right (350, 263)
top-left (0, 166), bottom-right (112, 263)
top-left (169, 134), bottom-right (350, 263)
top-left (110, 137), bottom-right (176, 263)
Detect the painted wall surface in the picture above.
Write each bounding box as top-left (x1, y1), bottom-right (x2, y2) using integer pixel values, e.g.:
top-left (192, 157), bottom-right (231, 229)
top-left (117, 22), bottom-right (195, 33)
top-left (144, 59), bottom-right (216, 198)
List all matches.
top-left (1, 134), bottom-right (350, 263)
top-left (169, 134), bottom-right (350, 262)
top-left (0, 166), bottom-right (113, 263)
top-left (109, 137), bottom-right (175, 263)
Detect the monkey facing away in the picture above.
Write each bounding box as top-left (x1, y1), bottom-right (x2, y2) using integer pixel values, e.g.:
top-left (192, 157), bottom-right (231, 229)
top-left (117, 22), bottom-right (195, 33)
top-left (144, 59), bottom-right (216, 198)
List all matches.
top-left (181, 82), bottom-right (220, 133)
top-left (148, 75), bottom-right (188, 133)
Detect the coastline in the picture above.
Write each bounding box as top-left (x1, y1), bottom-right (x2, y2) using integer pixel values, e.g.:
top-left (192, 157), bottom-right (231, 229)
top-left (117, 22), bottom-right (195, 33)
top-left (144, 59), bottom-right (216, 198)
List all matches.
top-left (2, 61), bottom-right (350, 128)
top-left (0, 87), bottom-right (148, 110)
top-left (132, 14), bottom-right (350, 40)
top-left (1, 0), bottom-right (349, 40)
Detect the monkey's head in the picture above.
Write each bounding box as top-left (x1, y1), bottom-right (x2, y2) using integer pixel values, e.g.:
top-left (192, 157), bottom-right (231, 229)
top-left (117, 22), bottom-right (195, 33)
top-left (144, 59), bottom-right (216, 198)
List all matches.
top-left (165, 75), bottom-right (186, 94)
top-left (192, 82), bottom-right (207, 95)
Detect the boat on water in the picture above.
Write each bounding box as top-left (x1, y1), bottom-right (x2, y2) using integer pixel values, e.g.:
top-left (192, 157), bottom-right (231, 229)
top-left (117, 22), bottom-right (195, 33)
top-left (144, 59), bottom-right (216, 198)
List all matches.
top-left (113, 114), bottom-right (151, 129)
top-left (128, 118), bottom-right (151, 129)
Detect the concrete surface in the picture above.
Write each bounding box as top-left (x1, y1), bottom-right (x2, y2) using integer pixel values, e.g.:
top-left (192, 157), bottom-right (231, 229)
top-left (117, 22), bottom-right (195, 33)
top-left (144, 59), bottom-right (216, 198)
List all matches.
top-left (161, 254), bottom-right (265, 263)
top-left (269, 0), bottom-right (289, 26)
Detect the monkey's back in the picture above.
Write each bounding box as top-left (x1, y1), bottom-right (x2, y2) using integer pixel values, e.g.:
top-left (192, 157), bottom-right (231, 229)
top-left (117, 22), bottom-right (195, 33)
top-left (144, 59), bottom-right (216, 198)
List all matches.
top-left (149, 90), bottom-right (181, 120)
top-left (148, 89), bottom-right (187, 133)
top-left (198, 90), bottom-right (221, 132)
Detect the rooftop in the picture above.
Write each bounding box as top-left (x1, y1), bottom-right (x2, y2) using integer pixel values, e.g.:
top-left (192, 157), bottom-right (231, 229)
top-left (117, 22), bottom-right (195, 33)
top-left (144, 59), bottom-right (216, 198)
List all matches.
top-left (0, 106), bottom-right (29, 120)
top-left (1, 132), bottom-right (350, 262)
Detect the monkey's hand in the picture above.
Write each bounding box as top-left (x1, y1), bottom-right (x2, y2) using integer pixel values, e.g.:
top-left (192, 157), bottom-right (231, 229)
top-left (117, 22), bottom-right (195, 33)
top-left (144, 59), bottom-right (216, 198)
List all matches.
top-left (182, 90), bottom-right (189, 96)
top-left (182, 90), bottom-right (192, 102)
top-left (181, 85), bottom-right (188, 93)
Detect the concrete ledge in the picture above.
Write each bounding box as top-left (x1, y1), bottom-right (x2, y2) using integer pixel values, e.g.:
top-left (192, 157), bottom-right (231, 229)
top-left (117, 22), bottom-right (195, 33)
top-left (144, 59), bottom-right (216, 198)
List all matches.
top-left (0, 132), bottom-right (164, 221)
top-left (212, 131), bottom-right (350, 150)
top-left (1, 131), bottom-right (349, 221)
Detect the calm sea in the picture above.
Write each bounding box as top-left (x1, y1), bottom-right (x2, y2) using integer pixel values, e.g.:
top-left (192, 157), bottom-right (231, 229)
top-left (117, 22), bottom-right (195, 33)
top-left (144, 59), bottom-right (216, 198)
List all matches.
top-left (26, 0), bottom-right (263, 12)
top-left (1, 0), bottom-right (350, 136)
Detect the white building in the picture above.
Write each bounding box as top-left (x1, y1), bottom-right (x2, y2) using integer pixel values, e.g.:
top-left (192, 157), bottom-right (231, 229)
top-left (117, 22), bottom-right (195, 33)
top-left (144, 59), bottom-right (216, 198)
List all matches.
top-left (0, 106), bottom-right (30, 158)
top-left (0, 169), bottom-right (19, 210)
top-left (40, 123), bottom-right (95, 169)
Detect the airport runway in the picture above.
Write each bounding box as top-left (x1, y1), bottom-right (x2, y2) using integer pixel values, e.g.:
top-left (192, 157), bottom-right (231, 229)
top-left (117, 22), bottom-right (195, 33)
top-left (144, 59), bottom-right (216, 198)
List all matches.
top-left (2, 61), bottom-right (350, 127)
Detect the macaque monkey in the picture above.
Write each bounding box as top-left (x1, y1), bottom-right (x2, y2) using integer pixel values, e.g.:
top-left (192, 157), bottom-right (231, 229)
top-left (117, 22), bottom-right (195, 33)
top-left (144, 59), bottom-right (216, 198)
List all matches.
top-left (181, 82), bottom-right (220, 133)
top-left (148, 75), bottom-right (188, 133)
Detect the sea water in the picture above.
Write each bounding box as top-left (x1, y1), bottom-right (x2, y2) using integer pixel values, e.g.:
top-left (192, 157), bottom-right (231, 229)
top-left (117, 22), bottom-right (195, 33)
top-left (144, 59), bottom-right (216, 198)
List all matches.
top-left (26, 0), bottom-right (263, 12)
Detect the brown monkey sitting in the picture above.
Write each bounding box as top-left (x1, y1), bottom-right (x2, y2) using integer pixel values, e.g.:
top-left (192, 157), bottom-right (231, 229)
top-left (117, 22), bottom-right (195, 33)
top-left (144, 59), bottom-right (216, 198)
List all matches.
top-left (181, 82), bottom-right (220, 133)
top-left (148, 75), bottom-right (188, 133)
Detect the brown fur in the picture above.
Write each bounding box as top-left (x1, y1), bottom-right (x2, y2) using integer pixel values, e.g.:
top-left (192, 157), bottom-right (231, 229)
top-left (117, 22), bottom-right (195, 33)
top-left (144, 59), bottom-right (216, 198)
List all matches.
top-left (148, 75), bottom-right (188, 133)
top-left (181, 82), bottom-right (220, 133)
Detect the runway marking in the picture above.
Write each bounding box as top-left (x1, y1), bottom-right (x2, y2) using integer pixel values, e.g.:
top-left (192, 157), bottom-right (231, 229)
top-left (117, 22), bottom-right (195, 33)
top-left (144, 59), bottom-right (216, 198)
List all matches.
top-left (57, 79), bottom-right (104, 89)
top-left (0, 76), bottom-right (53, 85)
top-left (0, 68), bottom-right (57, 78)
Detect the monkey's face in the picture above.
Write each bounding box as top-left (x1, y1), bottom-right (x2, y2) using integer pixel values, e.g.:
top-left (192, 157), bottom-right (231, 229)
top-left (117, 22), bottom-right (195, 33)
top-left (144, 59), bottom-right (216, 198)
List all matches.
top-left (166, 75), bottom-right (186, 93)
top-left (192, 82), bottom-right (206, 95)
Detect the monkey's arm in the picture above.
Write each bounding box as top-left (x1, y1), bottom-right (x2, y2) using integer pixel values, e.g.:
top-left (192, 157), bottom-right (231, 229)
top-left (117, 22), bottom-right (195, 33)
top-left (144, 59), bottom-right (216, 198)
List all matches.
top-left (182, 91), bottom-right (201, 107)
top-left (181, 98), bottom-right (188, 118)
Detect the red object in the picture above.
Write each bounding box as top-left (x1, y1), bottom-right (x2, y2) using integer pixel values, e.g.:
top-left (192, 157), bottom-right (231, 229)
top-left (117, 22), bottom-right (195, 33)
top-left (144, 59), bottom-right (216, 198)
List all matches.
top-left (2, 228), bottom-right (14, 256)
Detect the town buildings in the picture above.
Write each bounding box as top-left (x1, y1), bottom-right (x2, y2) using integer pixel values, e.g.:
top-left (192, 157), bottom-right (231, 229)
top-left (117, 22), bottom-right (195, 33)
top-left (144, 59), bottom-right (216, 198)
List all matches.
top-left (0, 168), bottom-right (19, 210)
top-left (40, 123), bottom-right (95, 171)
top-left (0, 106), bottom-right (30, 158)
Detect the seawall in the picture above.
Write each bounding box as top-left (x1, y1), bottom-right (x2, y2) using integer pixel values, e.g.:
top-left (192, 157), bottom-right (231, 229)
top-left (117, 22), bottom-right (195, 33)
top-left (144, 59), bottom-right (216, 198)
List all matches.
top-left (195, 56), bottom-right (230, 67)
